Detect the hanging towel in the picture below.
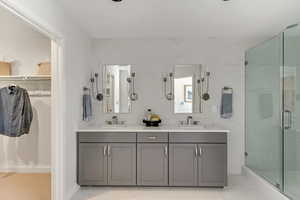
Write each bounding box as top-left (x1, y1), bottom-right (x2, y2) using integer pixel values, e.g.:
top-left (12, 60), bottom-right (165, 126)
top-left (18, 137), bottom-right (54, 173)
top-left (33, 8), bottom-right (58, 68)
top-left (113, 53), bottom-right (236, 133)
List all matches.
top-left (221, 88), bottom-right (233, 119)
top-left (83, 94), bottom-right (92, 121)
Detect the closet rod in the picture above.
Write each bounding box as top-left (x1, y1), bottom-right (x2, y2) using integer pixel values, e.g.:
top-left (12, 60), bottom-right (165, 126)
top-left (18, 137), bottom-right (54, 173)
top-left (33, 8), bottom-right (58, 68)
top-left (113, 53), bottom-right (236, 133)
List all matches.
top-left (0, 75), bottom-right (51, 81)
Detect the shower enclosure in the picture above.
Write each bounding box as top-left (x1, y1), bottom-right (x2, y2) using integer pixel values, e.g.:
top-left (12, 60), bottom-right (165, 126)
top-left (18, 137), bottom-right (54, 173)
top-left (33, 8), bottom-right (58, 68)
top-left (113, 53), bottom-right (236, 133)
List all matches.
top-left (245, 24), bottom-right (300, 200)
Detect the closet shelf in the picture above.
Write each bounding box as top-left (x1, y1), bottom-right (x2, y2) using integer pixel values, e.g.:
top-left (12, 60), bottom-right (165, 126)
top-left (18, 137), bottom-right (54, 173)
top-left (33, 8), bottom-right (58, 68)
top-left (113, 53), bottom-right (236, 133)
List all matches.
top-left (0, 75), bottom-right (51, 81)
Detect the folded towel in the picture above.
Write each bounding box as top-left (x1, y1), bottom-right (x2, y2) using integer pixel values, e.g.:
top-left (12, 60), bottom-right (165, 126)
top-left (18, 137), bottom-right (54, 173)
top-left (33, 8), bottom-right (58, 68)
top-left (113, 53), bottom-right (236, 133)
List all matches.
top-left (83, 94), bottom-right (92, 121)
top-left (221, 92), bottom-right (233, 119)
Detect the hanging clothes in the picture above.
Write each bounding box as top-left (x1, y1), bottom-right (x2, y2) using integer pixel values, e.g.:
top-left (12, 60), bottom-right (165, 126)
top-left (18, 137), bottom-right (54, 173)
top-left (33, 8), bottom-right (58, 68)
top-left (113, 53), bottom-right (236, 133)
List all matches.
top-left (0, 86), bottom-right (33, 137)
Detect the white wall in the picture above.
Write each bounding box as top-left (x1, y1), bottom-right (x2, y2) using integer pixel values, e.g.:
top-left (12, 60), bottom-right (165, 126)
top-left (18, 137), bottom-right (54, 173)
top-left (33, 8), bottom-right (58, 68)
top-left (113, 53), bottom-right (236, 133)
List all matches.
top-left (0, 0), bottom-right (93, 199)
top-left (91, 38), bottom-right (245, 175)
top-left (0, 6), bottom-right (51, 172)
top-left (0, 6), bottom-right (51, 75)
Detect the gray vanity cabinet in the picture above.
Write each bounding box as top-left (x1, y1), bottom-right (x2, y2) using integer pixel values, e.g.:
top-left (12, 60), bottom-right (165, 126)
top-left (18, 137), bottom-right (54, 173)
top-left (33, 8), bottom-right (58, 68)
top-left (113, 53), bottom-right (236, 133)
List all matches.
top-left (198, 144), bottom-right (227, 187)
top-left (137, 143), bottom-right (169, 186)
top-left (78, 143), bottom-right (108, 185)
top-left (77, 131), bottom-right (227, 187)
top-left (107, 143), bottom-right (136, 185)
top-left (77, 132), bottom-right (137, 186)
top-left (169, 144), bottom-right (198, 186)
top-left (169, 132), bottom-right (227, 187)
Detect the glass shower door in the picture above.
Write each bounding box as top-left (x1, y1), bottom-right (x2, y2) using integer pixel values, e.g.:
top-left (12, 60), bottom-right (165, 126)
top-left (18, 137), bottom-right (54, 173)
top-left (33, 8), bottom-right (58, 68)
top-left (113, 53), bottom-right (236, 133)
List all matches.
top-left (245, 34), bottom-right (283, 189)
top-left (283, 24), bottom-right (300, 200)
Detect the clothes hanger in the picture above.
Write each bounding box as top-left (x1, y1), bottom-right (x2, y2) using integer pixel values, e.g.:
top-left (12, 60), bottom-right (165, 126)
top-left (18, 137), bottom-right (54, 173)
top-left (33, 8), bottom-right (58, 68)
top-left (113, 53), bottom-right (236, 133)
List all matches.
top-left (3, 83), bottom-right (18, 92)
top-left (8, 84), bottom-right (17, 90)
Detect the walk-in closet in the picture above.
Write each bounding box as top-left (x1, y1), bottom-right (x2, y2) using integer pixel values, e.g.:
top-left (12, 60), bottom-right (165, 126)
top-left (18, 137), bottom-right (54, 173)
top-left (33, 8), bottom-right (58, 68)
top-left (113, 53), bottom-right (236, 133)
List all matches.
top-left (0, 5), bottom-right (51, 200)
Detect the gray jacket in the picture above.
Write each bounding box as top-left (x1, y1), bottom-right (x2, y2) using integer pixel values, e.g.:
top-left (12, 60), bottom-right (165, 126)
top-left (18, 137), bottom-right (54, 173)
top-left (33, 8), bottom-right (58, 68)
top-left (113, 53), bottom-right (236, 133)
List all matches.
top-left (0, 86), bottom-right (33, 137)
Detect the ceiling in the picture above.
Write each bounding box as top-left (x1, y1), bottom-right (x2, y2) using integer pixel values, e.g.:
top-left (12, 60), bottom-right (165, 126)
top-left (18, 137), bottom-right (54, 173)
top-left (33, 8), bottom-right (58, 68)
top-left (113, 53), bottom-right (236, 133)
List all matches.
top-left (60, 0), bottom-right (300, 45)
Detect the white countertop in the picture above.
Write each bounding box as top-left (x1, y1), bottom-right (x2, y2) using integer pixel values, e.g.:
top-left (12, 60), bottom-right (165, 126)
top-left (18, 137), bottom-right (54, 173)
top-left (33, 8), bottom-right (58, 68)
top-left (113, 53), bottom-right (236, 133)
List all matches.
top-left (77, 124), bottom-right (230, 133)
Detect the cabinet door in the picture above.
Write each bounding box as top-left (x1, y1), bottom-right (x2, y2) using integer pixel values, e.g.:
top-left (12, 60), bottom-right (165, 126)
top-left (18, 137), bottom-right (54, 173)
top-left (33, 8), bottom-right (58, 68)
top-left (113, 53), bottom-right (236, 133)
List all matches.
top-left (78, 143), bottom-right (108, 185)
top-left (169, 144), bottom-right (198, 186)
top-left (198, 144), bottom-right (227, 187)
top-left (137, 143), bottom-right (168, 186)
top-left (108, 143), bottom-right (136, 185)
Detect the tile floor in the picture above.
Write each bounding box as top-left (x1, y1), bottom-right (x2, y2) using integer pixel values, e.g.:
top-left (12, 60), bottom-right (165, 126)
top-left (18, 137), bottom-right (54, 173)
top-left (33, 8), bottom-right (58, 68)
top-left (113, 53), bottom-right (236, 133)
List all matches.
top-left (71, 175), bottom-right (286, 200)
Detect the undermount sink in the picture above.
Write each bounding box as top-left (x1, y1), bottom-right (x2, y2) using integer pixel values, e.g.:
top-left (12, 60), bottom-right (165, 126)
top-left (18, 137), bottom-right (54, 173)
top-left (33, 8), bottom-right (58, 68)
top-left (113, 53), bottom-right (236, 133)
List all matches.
top-left (104, 120), bottom-right (127, 127)
top-left (102, 124), bottom-right (127, 128)
top-left (178, 121), bottom-right (206, 129)
top-left (178, 125), bottom-right (206, 129)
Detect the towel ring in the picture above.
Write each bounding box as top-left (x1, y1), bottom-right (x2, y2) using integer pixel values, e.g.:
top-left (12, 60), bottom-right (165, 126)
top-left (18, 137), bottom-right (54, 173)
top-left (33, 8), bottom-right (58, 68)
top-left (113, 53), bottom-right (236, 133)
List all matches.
top-left (83, 87), bottom-right (91, 95)
top-left (222, 87), bottom-right (233, 94)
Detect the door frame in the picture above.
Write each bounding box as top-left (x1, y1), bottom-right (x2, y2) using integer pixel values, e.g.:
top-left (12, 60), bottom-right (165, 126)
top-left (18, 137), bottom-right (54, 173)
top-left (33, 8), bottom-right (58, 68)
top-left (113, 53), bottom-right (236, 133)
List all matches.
top-left (0, 1), bottom-right (65, 200)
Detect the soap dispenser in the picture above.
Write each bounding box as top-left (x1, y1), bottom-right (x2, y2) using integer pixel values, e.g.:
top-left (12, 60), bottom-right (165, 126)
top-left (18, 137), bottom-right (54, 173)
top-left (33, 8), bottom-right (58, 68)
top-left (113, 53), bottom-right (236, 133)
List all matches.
top-left (145, 109), bottom-right (152, 121)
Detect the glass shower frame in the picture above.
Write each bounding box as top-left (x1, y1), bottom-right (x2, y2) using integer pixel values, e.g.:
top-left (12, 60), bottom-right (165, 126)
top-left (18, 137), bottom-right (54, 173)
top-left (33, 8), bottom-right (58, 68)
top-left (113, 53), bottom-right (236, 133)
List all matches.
top-left (245, 33), bottom-right (284, 190)
top-left (245, 23), bottom-right (300, 200)
top-left (282, 24), bottom-right (300, 200)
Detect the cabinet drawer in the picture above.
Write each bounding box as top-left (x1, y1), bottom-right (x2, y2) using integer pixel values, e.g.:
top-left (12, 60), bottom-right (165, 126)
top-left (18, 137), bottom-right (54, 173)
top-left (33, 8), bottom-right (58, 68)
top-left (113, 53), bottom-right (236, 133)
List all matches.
top-left (169, 132), bottom-right (226, 143)
top-left (78, 132), bottom-right (136, 143)
top-left (137, 132), bottom-right (168, 143)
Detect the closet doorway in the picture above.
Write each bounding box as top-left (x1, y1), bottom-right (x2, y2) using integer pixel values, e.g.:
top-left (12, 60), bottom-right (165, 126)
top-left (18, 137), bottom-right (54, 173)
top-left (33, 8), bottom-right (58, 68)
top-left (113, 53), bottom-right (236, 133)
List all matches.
top-left (0, 3), bottom-right (63, 200)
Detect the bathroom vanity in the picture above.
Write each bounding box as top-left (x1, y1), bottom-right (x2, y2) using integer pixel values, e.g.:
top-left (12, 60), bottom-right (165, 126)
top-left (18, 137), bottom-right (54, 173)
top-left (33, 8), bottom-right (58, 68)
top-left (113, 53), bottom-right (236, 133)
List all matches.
top-left (76, 126), bottom-right (229, 188)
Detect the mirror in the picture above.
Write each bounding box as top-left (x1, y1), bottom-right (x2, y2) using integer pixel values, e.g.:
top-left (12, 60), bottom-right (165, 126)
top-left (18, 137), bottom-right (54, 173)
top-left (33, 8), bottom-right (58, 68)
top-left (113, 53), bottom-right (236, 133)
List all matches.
top-left (174, 65), bottom-right (202, 113)
top-left (103, 65), bottom-right (131, 113)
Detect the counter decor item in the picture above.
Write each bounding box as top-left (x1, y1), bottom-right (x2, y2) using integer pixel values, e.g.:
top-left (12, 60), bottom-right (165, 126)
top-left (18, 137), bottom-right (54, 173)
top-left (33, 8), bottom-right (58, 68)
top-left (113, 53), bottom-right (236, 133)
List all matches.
top-left (142, 109), bottom-right (162, 127)
top-left (142, 119), bottom-right (162, 127)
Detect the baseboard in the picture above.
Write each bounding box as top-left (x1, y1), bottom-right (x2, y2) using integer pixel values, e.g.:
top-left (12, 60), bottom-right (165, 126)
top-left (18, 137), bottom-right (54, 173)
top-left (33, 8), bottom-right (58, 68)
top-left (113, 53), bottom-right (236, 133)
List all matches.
top-left (66, 183), bottom-right (80, 200)
top-left (242, 166), bottom-right (289, 200)
top-left (0, 165), bottom-right (51, 173)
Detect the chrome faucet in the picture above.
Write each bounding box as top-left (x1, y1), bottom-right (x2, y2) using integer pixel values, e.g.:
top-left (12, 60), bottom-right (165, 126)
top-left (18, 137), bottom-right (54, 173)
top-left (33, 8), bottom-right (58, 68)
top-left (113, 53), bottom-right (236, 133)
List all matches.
top-left (186, 116), bottom-right (193, 125)
top-left (112, 116), bottom-right (118, 125)
top-left (105, 116), bottom-right (126, 126)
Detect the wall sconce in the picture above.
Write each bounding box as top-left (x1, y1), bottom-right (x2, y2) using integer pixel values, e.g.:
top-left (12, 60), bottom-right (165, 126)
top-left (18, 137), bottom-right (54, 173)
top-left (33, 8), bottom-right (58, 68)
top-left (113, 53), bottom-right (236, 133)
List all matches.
top-left (85, 72), bottom-right (103, 101)
top-left (163, 72), bottom-right (174, 101)
top-left (196, 71), bottom-right (211, 113)
top-left (127, 72), bottom-right (138, 101)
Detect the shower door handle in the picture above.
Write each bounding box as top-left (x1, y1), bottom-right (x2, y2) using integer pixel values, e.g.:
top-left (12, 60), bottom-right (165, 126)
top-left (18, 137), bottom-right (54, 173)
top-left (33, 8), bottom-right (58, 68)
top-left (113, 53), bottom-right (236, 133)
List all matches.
top-left (284, 110), bottom-right (292, 130)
